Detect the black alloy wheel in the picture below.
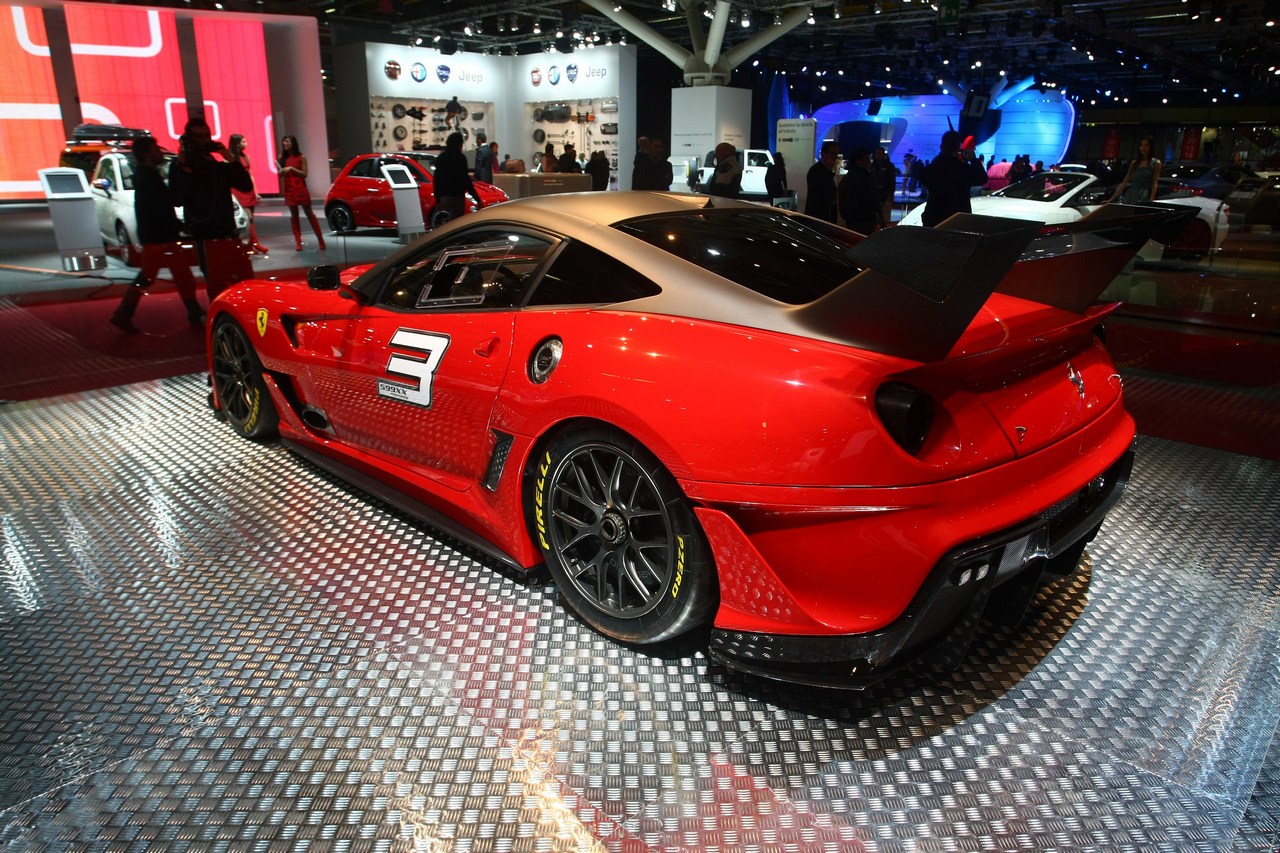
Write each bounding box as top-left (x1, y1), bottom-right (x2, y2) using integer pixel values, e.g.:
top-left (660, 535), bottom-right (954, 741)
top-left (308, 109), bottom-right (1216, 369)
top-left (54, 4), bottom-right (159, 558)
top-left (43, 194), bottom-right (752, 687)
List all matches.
top-left (326, 203), bottom-right (355, 234)
top-left (531, 425), bottom-right (715, 644)
top-left (211, 319), bottom-right (279, 441)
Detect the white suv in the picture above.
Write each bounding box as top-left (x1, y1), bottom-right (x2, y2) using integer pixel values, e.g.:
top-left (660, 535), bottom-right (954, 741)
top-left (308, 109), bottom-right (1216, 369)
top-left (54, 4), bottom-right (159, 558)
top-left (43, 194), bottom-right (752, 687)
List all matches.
top-left (90, 150), bottom-right (248, 266)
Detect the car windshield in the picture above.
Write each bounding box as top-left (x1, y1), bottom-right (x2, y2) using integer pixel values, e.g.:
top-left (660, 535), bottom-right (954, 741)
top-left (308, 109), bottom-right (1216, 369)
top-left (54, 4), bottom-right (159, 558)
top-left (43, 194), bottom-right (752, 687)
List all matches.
top-left (994, 173), bottom-right (1091, 202)
top-left (614, 210), bottom-right (863, 304)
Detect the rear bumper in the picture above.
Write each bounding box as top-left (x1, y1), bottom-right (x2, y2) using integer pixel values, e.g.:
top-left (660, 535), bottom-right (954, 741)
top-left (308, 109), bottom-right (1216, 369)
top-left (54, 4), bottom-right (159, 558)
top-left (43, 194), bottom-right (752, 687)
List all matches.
top-left (707, 446), bottom-right (1134, 689)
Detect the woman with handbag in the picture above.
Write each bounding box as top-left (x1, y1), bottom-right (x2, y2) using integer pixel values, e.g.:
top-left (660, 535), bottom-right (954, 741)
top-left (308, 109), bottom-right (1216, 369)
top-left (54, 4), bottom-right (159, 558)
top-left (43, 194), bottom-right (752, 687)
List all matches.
top-left (228, 134), bottom-right (268, 255)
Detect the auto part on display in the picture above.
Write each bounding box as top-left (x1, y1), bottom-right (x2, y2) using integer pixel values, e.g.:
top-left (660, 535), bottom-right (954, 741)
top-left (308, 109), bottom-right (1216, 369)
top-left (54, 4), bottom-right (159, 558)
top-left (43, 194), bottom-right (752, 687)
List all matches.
top-left (601, 123), bottom-right (618, 135)
top-left (533, 129), bottom-right (546, 144)
top-left (393, 126), bottom-right (407, 140)
top-left (405, 106), bottom-right (426, 121)
top-left (392, 104), bottom-right (406, 119)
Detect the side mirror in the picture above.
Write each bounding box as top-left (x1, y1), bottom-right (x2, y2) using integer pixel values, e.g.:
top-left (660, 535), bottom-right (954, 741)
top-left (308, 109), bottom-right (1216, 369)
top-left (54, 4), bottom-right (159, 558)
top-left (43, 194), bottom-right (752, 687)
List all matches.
top-left (92, 178), bottom-right (111, 193)
top-left (307, 264), bottom-right (341, 290)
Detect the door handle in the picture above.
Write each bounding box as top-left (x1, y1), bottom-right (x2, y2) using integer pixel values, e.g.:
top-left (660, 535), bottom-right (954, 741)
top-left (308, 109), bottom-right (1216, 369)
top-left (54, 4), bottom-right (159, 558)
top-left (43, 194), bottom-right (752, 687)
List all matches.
top-left (473, 337), bottom-right (499, 357)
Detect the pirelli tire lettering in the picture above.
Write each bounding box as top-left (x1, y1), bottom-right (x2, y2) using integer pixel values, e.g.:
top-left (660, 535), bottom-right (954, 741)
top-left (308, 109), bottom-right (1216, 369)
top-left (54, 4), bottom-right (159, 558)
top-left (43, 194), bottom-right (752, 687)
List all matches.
top-left (530, 425), bottom-right (716, 644)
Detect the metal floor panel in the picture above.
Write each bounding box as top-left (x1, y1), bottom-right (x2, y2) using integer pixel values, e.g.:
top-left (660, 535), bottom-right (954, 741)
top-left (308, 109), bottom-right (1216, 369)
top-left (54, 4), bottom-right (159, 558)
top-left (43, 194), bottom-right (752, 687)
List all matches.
top-left (1, 374), bottom-right (1277, 852)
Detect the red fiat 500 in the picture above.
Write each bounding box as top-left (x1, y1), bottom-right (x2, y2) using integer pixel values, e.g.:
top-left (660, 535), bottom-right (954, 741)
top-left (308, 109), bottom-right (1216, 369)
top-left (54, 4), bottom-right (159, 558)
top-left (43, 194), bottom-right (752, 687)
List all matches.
top-left (324, 152), bottom-right (508, 234)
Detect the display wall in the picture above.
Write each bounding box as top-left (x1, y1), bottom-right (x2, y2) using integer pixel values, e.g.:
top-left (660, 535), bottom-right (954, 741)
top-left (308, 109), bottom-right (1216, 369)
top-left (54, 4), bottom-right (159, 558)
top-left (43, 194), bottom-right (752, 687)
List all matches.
top-left (0, 1), bottom-right (326, 201)
top-left (337, 42), bottom-right (637, 189)
top-left (812, 90), bottom-right (1075, 170)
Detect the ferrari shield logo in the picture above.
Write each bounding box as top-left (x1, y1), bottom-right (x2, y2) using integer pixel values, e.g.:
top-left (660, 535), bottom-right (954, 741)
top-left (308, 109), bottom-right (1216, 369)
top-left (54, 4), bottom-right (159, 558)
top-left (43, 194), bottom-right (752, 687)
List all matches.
top-left (256, 308), bottom-right (268, 337)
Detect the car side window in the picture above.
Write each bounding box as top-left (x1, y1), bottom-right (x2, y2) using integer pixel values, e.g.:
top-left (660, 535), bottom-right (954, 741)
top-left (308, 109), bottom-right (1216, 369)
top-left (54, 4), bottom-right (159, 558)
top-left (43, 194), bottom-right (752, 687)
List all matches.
top-left (99, 157), bottom-right (118, 190)
top-left (350, 158), bottom-right (380, 179)
top-left (379, 228), bottom-right (557, 311)
top-left (528, 240), bottom-right (661, 306)
top-left (119, 158), bottom-right (135, 191)
top-left (748, 152), bottom-right (770, 167)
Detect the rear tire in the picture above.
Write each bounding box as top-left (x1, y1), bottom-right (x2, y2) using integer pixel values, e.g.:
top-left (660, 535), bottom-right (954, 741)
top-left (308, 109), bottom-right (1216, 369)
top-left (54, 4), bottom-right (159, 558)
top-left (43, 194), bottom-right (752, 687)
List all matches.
top-left (211, 318), bottom-right (279, 441)
top-left (530, 425), bottom-right (716, 644)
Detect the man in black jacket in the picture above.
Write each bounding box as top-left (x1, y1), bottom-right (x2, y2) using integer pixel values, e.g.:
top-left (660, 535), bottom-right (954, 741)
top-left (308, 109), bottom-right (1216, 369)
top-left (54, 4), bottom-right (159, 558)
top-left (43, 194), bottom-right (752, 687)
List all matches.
top-left (168, 117), bottom-right (253, 295)
top-left (110, 136), bottom-right (205, 333)
top-left (433, 132), bottom-right (485, 221)
top-left (838, 147), bottom-right (879, 234)
top-left (918, 131), bottom-right (989, 227)
top-left (804, 141), bottom-right (840, 222)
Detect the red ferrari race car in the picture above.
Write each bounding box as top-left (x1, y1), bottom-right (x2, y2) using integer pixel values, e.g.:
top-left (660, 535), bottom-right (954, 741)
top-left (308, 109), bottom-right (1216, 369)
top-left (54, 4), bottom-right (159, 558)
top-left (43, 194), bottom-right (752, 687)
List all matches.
top-left (208, 192), bottom-right (1167, 688)
top-left (324, 152), bottom-right (508, 234)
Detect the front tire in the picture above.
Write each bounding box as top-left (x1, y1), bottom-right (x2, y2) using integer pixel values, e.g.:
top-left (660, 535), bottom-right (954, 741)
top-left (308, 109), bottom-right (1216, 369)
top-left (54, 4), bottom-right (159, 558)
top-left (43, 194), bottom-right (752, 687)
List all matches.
top-left (428, 206), bottom-right (453, 229)
top-left (326, 203), bottom-right (355, 234)
top-left (211, 318), bottom-right (279, 441)
top-left (531, 425), bottom-right (715, 644)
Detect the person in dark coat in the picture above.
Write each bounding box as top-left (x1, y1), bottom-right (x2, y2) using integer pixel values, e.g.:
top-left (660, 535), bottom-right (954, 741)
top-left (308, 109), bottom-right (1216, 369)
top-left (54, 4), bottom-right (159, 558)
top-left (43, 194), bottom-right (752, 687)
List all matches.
top-left (918, 131), bottom-right (989, 227)
top-left (433, 131), bottom-right (484, 222)
top-left (649, 138), bottom-right (673, 190)
top-left (168, 116), bottom-right (254, 291)
top-left (706, 142), bottom-right (742, 199)
top-left (473, 133), bottom-right (493, 183)
top-left (111, 136), bottom-right (206, 333)
top-left (765, 152), bottom-right (788, 202)
top-left (838, 147), bottom-right (879, 234)
top-left (557, 143), bottom-right (582, 173)
top-left (804, 141), bottom-right (840, 222)
top-left (585, 150), bottom-right (611, 191)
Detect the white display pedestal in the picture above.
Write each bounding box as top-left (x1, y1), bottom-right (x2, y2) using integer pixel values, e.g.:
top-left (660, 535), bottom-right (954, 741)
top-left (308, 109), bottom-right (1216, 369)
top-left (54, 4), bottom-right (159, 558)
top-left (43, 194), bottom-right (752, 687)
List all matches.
top-left (667, 86), bottom-right (753, 193)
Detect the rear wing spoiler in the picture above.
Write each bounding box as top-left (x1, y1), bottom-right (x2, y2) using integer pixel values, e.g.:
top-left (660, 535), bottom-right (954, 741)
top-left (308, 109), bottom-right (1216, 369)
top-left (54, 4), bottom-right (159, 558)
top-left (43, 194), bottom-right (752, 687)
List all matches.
top-left (996, 203), bottom-right (1178, 312)
top-left (792, 214), bottom-right (1038, 363)
top-left (791, 207), bottom-right (1173, 363)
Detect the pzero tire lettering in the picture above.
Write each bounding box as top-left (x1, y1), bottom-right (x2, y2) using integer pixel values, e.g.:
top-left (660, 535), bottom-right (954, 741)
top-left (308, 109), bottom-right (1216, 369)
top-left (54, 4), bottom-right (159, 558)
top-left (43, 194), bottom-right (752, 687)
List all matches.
top-left (529, 425), bottom-right (716, 644)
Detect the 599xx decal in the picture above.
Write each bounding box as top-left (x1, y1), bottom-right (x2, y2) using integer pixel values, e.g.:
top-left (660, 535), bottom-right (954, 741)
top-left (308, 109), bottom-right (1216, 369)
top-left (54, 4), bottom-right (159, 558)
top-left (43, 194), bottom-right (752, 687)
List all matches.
top-left (378, 329), bottom-right (450, 408)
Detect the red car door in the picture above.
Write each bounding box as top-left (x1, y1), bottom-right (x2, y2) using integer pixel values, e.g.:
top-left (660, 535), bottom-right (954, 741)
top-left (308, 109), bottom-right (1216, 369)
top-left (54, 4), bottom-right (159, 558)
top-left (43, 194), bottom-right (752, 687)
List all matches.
top-left (305, 227), bottom-right (558, 489)
top-left (334, 156), bottom-right (394, 226)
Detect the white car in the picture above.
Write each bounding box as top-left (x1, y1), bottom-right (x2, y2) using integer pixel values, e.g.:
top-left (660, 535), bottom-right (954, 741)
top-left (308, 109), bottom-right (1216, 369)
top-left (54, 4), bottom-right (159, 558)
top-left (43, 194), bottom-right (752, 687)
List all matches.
top-left (90, 150), bottom-right (248, 266)
top-left (899, 171), bottom-right (1228, 255)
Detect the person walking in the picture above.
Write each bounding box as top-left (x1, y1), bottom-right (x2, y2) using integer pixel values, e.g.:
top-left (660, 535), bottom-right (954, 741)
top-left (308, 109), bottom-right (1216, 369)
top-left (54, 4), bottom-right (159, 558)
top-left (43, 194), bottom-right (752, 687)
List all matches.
top-left (168, 116), bottom-right (254, 297)
top-left (228, 133), bottom-right (267, 255)
top-left (918, 131), bottom-right (989, 227)
top-left (278, 135), bottom-right (326, 252)
top-left (110, 136), bottom-right (206, 333)
top-left (433, 131), bottom-right (485, 222)
top-left (804, 141), bottom-right (840, 222)
top-left (473, 132), bottom-right (493, 183)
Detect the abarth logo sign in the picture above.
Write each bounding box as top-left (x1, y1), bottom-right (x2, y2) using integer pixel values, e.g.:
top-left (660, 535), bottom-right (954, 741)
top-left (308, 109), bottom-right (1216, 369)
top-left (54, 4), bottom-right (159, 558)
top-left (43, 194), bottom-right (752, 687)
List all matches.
top-left (379, 329), bottom-right (450, 408)
top-left (256, 308), bottom-right (268, 337)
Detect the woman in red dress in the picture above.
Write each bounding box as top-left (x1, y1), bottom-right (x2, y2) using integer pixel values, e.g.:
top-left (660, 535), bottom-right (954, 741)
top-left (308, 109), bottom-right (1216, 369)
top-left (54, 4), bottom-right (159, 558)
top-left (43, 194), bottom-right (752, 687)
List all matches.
top-left (277, 135), bottom-right (326, 252)
top-left (229, 134), bottom-right (268, 255)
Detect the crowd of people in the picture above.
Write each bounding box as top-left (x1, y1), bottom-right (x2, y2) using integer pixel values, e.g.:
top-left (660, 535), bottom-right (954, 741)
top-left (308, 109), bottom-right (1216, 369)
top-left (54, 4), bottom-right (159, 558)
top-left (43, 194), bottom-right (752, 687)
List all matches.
top-left (107, 113), bottom-right (1191, 336)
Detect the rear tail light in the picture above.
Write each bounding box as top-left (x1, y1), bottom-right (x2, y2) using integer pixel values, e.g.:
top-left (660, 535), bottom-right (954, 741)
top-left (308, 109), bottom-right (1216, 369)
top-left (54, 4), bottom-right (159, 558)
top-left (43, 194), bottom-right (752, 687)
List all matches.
top-left (876, 382), bottom-right (934, 455)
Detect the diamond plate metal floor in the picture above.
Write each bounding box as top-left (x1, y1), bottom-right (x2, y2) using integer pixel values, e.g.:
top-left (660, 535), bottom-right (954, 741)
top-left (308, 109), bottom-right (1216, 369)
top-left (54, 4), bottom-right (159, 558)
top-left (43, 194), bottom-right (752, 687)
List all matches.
top-left (1, 374), bottom-right (1277, 852)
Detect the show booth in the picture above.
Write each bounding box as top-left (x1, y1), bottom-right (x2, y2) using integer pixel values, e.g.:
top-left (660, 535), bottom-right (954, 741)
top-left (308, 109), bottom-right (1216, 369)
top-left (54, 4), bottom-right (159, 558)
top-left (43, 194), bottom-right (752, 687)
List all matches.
top-left (334, 42), bottom-right (638, 189)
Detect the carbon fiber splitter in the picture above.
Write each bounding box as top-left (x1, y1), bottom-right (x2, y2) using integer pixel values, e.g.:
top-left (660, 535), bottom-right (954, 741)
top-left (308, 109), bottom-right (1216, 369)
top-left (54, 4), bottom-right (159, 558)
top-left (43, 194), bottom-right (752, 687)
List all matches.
top-left (1, 374), bottom-right (1277, 852)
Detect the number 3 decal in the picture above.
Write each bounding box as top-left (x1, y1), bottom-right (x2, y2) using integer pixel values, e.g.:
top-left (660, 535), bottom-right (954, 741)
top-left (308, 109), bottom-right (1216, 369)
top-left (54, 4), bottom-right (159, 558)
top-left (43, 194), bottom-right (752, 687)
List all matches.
top-left (378, 329), bottom-right (450, 408)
